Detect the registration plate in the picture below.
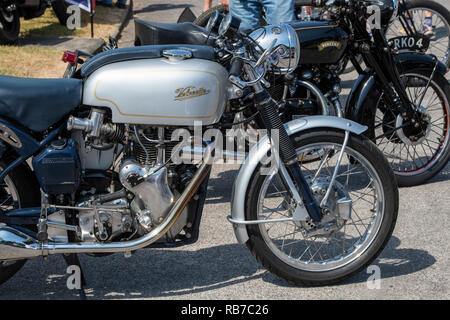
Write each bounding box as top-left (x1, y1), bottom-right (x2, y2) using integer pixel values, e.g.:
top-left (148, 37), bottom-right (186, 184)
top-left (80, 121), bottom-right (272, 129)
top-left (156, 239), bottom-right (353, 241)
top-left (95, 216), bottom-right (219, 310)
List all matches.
top-left (388, 35), bottom-right (430, 52)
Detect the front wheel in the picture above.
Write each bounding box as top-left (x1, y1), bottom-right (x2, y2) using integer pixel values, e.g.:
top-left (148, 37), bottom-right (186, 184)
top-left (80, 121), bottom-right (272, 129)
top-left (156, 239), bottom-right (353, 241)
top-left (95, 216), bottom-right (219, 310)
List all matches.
top-left (244, 129), bottom-right (398, 286)
top-left (371, 69), bottom-right (450, 187)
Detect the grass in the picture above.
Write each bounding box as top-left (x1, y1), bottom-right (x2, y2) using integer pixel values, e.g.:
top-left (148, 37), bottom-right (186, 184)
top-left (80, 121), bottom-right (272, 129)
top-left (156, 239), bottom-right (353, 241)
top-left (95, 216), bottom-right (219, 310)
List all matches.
top-left (20, 6), bottom-right (127, 40)
top-left (0, 5), bottom-right (128, 78)
top-left (0, 46), bottom-right (66, 78)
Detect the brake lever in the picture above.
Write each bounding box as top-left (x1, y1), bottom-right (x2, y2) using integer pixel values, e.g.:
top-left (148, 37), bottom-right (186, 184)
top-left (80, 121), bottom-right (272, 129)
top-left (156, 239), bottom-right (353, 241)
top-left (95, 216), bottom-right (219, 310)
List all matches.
top-left (254, 39), bottom-right (278, 69)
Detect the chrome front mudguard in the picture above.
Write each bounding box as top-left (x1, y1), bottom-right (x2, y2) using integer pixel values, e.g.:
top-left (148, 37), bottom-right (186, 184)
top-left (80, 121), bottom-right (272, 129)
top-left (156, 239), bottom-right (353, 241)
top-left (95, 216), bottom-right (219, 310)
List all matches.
top-left (230, 116), bottom-right (367, 244)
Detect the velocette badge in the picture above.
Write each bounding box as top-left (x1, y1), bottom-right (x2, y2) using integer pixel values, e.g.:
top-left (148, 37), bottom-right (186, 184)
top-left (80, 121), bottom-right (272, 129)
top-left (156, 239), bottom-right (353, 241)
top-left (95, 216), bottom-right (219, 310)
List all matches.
top-left (317, 41), bottom-right (342, 52)
top-left (174, 86), bottom-right (211, 101)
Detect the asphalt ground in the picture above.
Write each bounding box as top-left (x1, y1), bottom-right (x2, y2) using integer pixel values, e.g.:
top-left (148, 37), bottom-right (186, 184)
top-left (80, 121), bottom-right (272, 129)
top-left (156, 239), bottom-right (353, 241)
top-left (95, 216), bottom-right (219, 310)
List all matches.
top-left (0, 0), bottom-right (449, 300)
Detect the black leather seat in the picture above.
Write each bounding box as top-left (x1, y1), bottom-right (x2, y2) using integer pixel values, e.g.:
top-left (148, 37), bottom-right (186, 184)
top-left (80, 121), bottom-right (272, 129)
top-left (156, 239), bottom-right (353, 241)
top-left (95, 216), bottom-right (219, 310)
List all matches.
top-left (0, 76), bottom-right (82, 132)
top-left (134, 19), bottom-right (214, 47)
top-left (80, 44), bottom-right (216, 78)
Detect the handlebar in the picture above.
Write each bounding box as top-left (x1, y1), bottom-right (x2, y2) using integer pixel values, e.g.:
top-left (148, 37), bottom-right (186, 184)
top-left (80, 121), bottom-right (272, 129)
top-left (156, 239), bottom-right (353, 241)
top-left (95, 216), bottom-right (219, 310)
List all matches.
top-left (295, 0), bottom-right (324, 6)
top-left (295, 0), bottom-right (382, 8)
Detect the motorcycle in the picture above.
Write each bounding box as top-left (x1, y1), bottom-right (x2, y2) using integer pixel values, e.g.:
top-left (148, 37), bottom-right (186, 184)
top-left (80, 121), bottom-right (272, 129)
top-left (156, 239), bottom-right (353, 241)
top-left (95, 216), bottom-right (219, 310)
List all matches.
top-left (187, 0), bottom-right (450, 69)
top-left (0, 0), bottom-right (70, 44)
top-left (0, 19), bottom-right (398, 287)
top-left (134, 0), bottom-right (450, 187)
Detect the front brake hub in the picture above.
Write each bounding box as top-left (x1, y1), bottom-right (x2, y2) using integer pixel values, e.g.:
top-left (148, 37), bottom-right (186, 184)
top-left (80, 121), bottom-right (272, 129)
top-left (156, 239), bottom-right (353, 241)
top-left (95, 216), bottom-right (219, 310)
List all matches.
top-left (396, 106), bottom-right (431, 146)
top-left (299, 176), bottom-right (352, 238)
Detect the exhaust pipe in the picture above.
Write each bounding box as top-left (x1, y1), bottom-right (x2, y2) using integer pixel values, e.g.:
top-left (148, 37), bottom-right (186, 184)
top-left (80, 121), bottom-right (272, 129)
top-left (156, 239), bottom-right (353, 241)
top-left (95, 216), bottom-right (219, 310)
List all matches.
top-left (0, 142), bottom-right (215, 261)
top-left (0, 226), bottom-right (42, 261)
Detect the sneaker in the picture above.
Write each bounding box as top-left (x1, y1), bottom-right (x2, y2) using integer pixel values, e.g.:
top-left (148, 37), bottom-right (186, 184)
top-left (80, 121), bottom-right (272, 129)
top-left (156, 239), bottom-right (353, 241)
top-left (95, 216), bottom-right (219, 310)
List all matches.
top-left (115, 2), bottom-right (127, 9)
top-left (422, 25), bottom-right (435, 37)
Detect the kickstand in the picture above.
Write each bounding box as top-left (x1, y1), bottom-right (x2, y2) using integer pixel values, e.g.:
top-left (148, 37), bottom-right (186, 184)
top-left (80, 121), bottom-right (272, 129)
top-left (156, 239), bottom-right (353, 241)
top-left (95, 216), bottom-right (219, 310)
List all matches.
top-left (63, 253), bottom-right (87, 300)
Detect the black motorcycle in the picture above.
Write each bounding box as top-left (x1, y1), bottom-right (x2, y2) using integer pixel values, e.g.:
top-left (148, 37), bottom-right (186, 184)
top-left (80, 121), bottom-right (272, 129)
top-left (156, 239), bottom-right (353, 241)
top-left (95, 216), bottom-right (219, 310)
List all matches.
top-left (134, 0), bottom-right (450, 187)
top-left (189, 0), bottom-right (450, 69)
top-left (0, 0), bottom-right (70, 44)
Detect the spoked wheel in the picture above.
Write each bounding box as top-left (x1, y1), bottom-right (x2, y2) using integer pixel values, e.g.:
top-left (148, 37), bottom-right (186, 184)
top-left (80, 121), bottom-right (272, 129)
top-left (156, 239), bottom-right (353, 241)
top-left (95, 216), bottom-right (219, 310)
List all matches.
top-left (0, 159), bottom-right (40, 285)
top-left (373, 70), bottom-right (450, 186)
top-left (0, 7), bottom-right (19, 45)
top-left (193, 4), bottom-right (228, 27)
top-left (245, 129), bottom-right (398, 286)
top-left (385, 0), bottom-right (450, 67)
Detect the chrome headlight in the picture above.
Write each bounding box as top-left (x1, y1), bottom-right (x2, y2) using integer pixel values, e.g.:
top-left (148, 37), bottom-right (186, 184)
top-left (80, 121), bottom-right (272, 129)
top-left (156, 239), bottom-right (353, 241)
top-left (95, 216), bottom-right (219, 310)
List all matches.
top-left (248, 24), bottom-right (300, 74)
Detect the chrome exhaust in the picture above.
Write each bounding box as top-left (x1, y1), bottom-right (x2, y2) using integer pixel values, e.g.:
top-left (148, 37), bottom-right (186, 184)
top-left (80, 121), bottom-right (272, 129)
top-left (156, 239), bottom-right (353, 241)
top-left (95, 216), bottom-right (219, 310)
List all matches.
top-left (0, 226), bottom-right (42, 261)
top-left (0, 142), bottom-right (215, 261)
top-left (297, 80), bottom-right (330, 116)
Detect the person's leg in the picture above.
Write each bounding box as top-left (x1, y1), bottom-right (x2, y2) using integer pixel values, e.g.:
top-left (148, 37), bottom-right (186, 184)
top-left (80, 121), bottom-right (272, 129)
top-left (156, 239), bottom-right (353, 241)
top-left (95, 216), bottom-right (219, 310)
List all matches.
top-left (229, 0), bottom-right (262, 32)
top-left (115, 0), bottom-right (127, 9)
top-left (97, 0), bottom-right (113, 7)
top-left (398, 11), bottom-right (414, 34)
top-left (204, 0), bottom-right (212, 11)
top-left (263, 0), bottom-right (295, 25)
top-left (423, 10), bottom-right (434, 36)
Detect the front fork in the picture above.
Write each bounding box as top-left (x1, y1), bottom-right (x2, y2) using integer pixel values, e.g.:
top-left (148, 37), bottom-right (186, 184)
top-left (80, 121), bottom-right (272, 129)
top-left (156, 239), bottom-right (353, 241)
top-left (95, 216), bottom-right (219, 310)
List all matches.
top-left (362, 29), bottom-right (419, 119)
top-left (254, 91), bottom-right (325, 222)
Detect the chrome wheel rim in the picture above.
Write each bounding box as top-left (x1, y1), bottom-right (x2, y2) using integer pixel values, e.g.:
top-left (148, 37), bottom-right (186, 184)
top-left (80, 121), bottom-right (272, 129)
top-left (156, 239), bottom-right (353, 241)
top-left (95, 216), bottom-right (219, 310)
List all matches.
top-left (256, 142), bottom-right (385, 272)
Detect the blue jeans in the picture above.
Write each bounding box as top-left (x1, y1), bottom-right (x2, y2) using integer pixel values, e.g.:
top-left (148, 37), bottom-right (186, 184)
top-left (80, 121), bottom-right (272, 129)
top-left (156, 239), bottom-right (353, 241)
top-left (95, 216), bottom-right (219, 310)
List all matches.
top-left (229, 0), bottom-right (295, 32)
top-left (102, 0), bottom-right (127, 4)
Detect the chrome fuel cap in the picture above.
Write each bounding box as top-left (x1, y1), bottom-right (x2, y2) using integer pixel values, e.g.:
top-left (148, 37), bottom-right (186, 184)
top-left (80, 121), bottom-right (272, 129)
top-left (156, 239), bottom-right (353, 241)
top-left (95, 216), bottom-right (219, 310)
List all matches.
top-left (162, 49), bottom-right (193, 61)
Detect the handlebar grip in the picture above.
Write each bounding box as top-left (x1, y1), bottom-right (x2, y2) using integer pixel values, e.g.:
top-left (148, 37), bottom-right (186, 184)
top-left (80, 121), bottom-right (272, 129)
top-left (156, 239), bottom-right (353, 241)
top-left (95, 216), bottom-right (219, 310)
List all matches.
top-left (229, 59), bottom-right (244, 77)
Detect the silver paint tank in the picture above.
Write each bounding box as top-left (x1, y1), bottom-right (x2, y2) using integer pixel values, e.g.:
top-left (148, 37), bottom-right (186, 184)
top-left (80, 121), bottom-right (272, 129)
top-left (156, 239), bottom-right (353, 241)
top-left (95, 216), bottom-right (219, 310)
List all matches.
top-left (83, 57), bottom-right (229, 126)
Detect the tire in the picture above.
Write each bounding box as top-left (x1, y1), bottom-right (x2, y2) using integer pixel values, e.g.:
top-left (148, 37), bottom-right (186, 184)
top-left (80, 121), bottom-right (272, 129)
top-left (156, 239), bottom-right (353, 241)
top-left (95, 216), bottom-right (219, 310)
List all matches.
top-left (52, 0), bottom-right (71, 27)
top-left (193, 4), bottom-right (228, 28)
top-left (0, 157), bottom-right (40, 286)
top-left (386, 0), bottom-right (450, 68)
top-left (0, 8), bottom-right (19, 45)
top-left (368, 69), bottom-right (450, 187)
top-left (244, 129), bottom-right (398, 286)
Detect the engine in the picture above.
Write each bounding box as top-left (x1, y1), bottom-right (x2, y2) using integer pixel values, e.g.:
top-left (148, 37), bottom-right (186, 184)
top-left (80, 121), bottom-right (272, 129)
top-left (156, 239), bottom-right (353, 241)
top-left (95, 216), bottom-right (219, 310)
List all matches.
top-left (48, 108), bottom-right (194, 244)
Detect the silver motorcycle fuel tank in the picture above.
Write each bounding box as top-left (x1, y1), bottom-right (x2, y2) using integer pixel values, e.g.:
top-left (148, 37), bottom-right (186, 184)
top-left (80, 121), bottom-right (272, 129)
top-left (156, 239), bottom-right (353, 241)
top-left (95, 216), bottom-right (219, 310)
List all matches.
top-left (83, 57), bottom-right (229, 126)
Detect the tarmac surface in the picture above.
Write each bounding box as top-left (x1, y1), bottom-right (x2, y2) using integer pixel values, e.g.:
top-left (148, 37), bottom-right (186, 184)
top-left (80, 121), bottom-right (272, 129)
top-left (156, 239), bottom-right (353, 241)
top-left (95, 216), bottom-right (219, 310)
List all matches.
top-left (0, 0), bottom-right (449, 300)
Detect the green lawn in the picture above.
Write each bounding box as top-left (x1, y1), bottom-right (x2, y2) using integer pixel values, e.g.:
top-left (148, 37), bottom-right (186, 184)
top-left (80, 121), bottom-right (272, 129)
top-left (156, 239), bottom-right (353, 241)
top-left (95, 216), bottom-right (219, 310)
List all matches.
top-left (0, 5), bottom-right (127, 78)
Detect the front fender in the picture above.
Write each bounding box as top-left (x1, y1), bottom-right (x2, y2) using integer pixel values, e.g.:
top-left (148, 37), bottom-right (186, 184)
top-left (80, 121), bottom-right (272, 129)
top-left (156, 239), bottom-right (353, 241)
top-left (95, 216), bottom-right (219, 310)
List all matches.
top-left (230, 116), bottom-right (367, 244)
top-left (394, 52), bottom-right (448, 75)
